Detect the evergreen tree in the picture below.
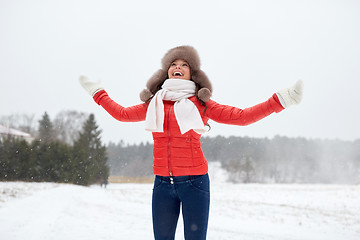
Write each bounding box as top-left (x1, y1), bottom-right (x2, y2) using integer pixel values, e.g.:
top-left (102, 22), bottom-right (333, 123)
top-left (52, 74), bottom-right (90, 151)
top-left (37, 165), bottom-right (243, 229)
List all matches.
top-left (0, 137), bottom-right (31, 181)
top-left (51, 142), bottom-right (74, 183)
top-left (0, 137), bottom-right (12, 180)
top-left (12, 139), bottom-right (31, 181)
top-left (31, 113), bottom-right (74, 182)
top-left (38, 112), bottom-right (55, 144)
top-left (72, 114), bottom-right (109, 186)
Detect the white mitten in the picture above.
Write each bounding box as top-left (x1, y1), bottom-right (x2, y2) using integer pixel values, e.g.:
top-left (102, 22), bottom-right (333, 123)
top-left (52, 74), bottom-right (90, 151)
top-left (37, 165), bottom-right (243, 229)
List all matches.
top-left (79, 75), bottom-right (104, 96)
top-left (276, 80), bottom-right (304, 108)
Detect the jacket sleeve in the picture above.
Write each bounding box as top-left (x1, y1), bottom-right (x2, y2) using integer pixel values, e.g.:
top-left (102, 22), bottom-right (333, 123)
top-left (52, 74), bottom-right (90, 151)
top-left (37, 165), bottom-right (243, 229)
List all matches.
top-left (93, 90), bottom-right (148, 122)
top-left (204, 93), bottom-right (284, 126)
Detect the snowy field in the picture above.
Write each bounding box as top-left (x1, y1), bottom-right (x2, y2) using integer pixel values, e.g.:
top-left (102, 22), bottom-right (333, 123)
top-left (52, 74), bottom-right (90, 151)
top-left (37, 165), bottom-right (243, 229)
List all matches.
top-left (1, 178), bottom-right (359, 240)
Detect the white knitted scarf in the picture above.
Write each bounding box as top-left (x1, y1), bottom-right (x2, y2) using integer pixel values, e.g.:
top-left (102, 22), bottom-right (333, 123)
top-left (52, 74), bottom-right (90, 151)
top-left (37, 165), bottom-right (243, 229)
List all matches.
top-left (145, 79), bottom-right (206, 134)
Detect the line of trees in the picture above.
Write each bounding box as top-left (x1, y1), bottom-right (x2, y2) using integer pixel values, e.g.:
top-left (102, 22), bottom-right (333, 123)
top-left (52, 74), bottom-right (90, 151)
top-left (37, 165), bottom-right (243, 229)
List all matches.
top-left (0, 112), bottom-right (109, 186)
top-left (2, 112), bottom-right (359, 184)
top-left (107, 135), bottom-right (360, 184)
top-left (107, 140), bottom-right (153, 177)
top-left (202, 136), bottom-right (360, 184)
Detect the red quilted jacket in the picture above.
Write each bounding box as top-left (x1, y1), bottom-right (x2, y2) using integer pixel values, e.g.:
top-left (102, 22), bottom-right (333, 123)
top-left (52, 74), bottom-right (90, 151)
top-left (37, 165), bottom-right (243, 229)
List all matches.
top-left (93, 90), bottom-right (284, 177)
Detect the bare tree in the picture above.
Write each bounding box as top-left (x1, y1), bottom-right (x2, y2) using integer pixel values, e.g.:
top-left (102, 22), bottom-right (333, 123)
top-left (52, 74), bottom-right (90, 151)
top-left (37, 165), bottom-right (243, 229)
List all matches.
top-left (53, 110), bottom-right (89, 145)
top-left (0, 113), bottom-right (37, 136)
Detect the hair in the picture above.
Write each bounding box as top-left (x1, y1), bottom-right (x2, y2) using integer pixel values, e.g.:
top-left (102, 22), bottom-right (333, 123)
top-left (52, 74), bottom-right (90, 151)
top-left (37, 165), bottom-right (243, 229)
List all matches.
top-left (195, 82), bottom-right (211, 131)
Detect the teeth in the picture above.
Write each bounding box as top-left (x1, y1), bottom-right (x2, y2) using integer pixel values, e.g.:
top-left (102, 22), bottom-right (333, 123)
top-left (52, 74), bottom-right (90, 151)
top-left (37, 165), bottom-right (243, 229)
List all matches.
top-left (174, 72), bottom-right (183, 76)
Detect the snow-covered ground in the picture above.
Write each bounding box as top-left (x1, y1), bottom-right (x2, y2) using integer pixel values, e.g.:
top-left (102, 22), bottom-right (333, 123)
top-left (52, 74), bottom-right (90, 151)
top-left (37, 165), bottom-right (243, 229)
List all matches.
top-left (1, 176), bottom-right (359, 239)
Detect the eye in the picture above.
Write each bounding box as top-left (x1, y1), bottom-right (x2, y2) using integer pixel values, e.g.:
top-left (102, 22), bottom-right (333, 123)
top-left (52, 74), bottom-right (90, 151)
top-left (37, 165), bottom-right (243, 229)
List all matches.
top-left (182, 63), bottom-right (189, 67)
top-left (171, 62), bottom-right (176, 67)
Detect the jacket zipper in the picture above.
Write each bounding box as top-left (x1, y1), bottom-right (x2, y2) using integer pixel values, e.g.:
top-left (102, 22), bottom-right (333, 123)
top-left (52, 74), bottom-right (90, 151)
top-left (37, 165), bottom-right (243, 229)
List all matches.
top-left (167, 105), bottom-right (174, 183)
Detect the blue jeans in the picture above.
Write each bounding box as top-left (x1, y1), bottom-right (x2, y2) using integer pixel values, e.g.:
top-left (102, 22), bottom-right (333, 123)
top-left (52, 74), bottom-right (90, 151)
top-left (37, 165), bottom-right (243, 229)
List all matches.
top-left (152, 174), bottom-right (210, 240)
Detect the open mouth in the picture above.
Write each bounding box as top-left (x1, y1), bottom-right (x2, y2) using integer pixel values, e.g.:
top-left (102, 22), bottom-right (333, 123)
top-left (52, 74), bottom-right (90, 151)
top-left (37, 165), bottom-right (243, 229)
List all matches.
top-left (173, 71), bottom-right (183, 77)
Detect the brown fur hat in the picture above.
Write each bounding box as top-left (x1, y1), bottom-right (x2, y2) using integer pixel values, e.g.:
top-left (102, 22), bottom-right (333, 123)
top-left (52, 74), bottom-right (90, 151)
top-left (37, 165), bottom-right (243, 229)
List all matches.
top-left (140, 46), bottom-right (212, 102)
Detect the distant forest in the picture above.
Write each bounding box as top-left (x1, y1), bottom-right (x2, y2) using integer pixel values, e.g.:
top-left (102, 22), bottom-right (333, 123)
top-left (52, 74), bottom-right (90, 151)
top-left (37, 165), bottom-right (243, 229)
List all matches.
top-left (107, 136), bottom-right (360, 184)
top-left (1, 112), bottom-right (359, 184)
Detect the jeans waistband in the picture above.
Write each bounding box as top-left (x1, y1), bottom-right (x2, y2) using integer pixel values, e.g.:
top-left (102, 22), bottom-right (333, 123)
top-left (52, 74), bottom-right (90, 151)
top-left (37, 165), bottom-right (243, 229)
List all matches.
top-left (156, 174), bottom-right (207, 183)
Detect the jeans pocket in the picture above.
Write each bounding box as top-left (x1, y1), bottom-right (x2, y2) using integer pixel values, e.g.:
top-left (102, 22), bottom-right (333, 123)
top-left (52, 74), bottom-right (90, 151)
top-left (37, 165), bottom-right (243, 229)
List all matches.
top-left (153, 177), bottom-right (163, 190)
top-left (189, 174), bottom-right (210, 194)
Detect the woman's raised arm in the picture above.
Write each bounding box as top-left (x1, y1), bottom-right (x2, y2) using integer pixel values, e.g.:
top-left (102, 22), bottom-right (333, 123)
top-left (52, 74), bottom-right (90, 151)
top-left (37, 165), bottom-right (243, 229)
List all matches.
top-left (79, 76), bottom-right (147, 122)
top-left (205, 80), bottom-right (303, 126)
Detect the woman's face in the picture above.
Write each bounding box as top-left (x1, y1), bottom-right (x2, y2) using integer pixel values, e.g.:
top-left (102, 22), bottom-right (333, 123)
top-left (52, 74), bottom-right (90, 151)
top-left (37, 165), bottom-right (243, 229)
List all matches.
top-left (167, 59), bottom-right (191, 80)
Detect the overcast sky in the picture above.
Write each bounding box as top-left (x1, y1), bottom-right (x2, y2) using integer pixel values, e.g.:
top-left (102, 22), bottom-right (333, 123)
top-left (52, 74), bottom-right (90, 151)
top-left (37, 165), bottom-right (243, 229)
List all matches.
top-left (1, 0), bottom-right (359, 144)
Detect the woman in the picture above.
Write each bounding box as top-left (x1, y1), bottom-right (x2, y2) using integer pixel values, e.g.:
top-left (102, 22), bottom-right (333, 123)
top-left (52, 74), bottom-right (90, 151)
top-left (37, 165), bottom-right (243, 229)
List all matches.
top-left (79, 45), bottom-right (303, 240)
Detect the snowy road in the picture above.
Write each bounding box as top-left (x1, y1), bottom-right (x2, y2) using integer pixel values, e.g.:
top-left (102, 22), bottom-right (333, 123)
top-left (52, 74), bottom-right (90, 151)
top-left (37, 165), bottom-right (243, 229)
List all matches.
top-left (0, 181), bottom-right (359, 240)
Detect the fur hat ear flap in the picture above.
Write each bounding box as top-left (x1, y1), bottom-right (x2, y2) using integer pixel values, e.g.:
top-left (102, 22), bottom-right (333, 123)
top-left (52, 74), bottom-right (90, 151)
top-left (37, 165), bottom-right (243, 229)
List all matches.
top-left (198, 88), bottom-right (212, 102)
top-left (140, 89), bottom-right (153, 102)
top-left (140, 69), bottom-right (168, 102)
top-left (192, 69), bottom-right (212, 102)
top-left (146, 69), bottom-right (168, 93)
